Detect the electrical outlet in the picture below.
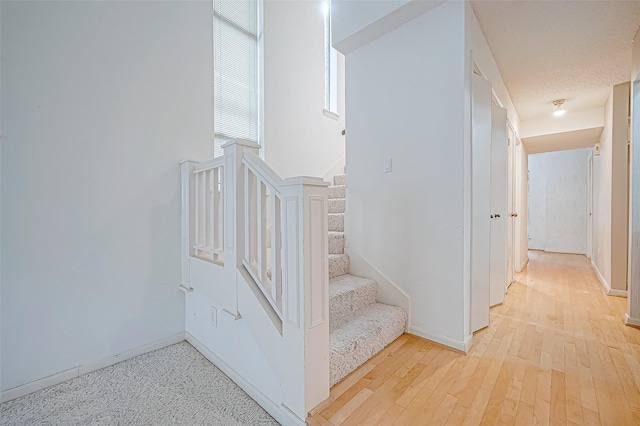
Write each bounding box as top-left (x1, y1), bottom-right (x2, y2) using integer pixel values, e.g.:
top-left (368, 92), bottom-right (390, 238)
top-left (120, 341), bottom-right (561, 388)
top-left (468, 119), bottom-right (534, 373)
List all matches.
top-left (210, 306), bottom-right (217, 327)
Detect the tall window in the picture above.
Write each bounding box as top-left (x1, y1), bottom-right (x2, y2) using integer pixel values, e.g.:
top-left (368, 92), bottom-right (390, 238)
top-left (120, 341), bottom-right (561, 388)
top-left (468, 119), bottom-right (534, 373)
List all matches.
top-left (323, 1), bottom-right (338, 114)
top-left (214, 0), bottom-right (262, 157)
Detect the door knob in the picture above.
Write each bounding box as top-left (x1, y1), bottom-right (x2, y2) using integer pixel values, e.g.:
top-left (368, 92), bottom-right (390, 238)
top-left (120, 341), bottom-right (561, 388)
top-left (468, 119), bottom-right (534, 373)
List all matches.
top-left (495, 214), bottom-right (501, 218)
top-left (511, 213), bottom-right (518, 217)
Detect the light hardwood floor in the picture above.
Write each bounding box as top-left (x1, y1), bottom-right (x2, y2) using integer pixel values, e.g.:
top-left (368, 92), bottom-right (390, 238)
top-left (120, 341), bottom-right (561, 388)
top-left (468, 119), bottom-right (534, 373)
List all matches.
top-left (308, 251), bottom-right (640, 425)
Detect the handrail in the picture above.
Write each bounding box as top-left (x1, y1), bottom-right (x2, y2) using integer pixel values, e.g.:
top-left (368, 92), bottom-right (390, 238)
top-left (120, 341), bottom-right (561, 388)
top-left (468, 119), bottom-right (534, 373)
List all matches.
top-left (242, 149), bottom-right (284, 320)
top-left (242, 149), bottom-right (284, 192)
top-left (194, 157), bottom-right (224, 173)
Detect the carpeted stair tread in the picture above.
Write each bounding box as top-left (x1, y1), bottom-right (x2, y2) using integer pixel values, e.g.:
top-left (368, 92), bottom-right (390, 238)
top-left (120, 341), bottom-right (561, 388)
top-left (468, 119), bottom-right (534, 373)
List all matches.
top-left (328, 185), bottom-right (346, 199)
top-left (329, 254), bottom-right (350, 278)
top-left (329, 303), bottom-right (408, 386)
top-left (328, 213), bottom-right (344, 232)
top-left (333, 174), bottom-right (346, 186)
top-left (328, 232), bottom-right (345, 254)
top-left (329, 198), bottom-right (346, 214)
top-left (329, 274), bottom-right (378, 331)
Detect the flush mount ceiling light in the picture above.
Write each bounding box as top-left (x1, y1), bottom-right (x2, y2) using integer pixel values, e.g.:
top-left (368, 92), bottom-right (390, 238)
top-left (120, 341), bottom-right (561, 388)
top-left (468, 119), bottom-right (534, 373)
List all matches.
top-left (553, 99), bottom-right (566, 117)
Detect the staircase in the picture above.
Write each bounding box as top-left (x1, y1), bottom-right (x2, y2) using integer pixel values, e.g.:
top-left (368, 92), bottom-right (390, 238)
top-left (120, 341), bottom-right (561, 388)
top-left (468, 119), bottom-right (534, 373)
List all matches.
top-left (326, 174), bottom-right (408, 386)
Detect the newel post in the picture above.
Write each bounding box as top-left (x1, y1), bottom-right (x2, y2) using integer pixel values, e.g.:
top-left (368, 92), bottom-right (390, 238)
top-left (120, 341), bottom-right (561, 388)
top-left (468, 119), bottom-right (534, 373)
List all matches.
top-left (280, 176), bottom-right (330, 418)
top-left (221, 139), bottom-right (261, 313)
top-left (179, 160), bottom-right (199, 291)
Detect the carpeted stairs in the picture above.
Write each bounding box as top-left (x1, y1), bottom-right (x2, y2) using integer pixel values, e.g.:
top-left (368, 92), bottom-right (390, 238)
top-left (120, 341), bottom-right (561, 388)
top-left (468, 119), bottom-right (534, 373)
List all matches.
top-left (327, 174), bottom-right (408, 386)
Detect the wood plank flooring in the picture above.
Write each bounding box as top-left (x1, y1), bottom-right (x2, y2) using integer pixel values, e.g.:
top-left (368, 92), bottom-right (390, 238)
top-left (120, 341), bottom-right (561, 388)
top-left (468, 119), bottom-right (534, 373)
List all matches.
top-left (308, 251), bottom-right (640, 425)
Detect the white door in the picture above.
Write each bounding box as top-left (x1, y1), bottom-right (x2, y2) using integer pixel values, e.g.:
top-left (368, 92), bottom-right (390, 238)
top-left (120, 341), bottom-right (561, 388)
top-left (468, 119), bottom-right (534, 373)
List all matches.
top-left (490, 103), bottom-right (508, 307)
top-left (470, 73), bottom-right (492, 332)
top-left (587, 154), bottom-right (593, 259)
top-left (506, 127), bottom-right (515, 288)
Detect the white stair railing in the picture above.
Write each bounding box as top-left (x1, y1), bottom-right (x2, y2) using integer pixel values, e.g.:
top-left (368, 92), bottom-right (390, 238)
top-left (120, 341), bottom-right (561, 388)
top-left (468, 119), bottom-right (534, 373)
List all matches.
top-left (180, 139), bottom-right (330, 424)
top-left (193, 158), bottom-right (225, 263)
top-left (243, 150), bottom-right (283, 320)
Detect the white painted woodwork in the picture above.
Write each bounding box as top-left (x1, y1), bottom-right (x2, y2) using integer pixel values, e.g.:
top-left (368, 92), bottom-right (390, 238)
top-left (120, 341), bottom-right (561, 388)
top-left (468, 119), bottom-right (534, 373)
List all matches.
top-left (587, 154), bottom-right (593, 259)
top-left (628, 78), bottom-right (640, 325)
top-left (181, 139), bottom-right (330, 423)
top-left (470, 72), bottom-right (492, 332)
top-left (344, 247), bottom-right (411, 327)
top-left (490, 103), bottom-right (508, 307)
top-left (506, 127), bottom-right (515, 288)
top-left (191, 158), bottom-right (225, 264)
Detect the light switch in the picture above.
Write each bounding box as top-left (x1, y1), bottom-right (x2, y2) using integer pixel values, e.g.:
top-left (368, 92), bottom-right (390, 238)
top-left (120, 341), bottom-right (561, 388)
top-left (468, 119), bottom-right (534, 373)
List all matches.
top-left (384, 158), bottom-right (393, 173)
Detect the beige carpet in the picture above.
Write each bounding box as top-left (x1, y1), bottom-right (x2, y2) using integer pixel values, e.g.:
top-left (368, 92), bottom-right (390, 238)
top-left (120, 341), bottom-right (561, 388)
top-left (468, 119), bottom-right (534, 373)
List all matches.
top-left (0, 342), bottom-right (279, 425)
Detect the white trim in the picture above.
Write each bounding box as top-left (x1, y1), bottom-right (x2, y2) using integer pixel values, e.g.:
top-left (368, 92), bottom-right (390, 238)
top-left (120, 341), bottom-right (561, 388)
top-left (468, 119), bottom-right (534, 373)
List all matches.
top-left (464, 334), bottom-right (473, 354)
top-left (592, 260), bottom-right (628, 297)
top-left (322, 109), bottom-right (340, 120)
top-left (517, 257), bottom-right (529, 273)
top-left (625, 313), bottom-right (640, 327)
top-left (345, 248), bottom-right (411, 329)
top-left (608, 288), bottom-right (628, 297)
top-left (408, 325), bottom-right (468, 353)
top-left (185, 333), bottom-right (306, 426)
top-left (1, 333), bottom-right (185, 403)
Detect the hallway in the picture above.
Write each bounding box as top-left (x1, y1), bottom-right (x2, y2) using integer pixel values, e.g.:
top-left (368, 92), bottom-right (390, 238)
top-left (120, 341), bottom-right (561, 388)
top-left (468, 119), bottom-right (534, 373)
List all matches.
top-left (308, 251), bottom-right (640, 425)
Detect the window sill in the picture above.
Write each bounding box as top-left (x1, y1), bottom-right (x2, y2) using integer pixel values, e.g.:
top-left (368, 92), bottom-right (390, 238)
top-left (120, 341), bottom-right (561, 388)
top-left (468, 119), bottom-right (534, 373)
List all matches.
top-left (323, 109), bottom-right (340, 120)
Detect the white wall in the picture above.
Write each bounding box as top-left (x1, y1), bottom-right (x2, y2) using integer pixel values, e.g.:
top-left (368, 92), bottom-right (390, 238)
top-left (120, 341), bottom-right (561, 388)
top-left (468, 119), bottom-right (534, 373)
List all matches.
top-left (593, 92), bottom-right (613, 284)
top-left (528, 154), bottom-right (547, 250)
top-left (345, 1), bottom-right (468, 349)
top-left (263, 0), bottom-right (345, 180)
top-left (516, 142), bottom-right (529, 271)
top-left (332, 0), bottom-right (410, 47)
top-left (465, 4), bottom-right (519, 135)
top-left (628, 34), bottom-right (640, 323)
top-left (593, 83), bottom-right (630, 292)
top-left (528, 148), bottom-right (591, 255)
top-left (610, 83), bottom-right (630, 292)
top-left (1, 0), bottom-right (213, 392)
top-left (331, 0), bottom-right (444, 54)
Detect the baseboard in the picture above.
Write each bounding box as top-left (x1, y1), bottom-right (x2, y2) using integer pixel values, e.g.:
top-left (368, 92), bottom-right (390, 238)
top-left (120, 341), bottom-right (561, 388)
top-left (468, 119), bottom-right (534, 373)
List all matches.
top-left (517, 257), bottom-right (529, 273)
top-left (345, 248), bottom-right (411, 329)
top-left (464, 334), bottom-right (473, 354)
top-left (322, 156), bottom-right (345, 183)
top-left (625, 313), bottom-right (640, 327)
top-left (185, 333), bottom-right (306, 426)
top-left (591, 261), bottom-right (628, 297)
top-left (407, 325), bottom-right (468, 354)
top-left (608, 288), bottom-right (628, 297)
top-left (1, 332), bottom-right (185, 403)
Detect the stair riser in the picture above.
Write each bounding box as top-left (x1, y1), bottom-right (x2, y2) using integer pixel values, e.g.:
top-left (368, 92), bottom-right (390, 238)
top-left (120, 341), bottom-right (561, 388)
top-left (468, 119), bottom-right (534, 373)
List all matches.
top-left (329, 282), bottom-right (377, 331)
top-left (329, 304), bottom-right (408, 386)
top-left (329, 199), bottom-right (346, 214)
top-left (329, 255), bottom-right (349, 279)
top-left (329, 213), bottom-right (344, 232)
top-left (329, 233), bottom-right (344, 254)
top-left (328, 185), bottom-right (346, 199)
top-left (333, 174), bottom-right (346, 186)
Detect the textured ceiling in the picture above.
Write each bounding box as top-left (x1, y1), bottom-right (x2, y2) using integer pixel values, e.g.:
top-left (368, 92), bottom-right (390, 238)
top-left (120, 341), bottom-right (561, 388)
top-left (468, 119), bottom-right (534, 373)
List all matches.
top-left (471, 0), bottom-right (640, 123)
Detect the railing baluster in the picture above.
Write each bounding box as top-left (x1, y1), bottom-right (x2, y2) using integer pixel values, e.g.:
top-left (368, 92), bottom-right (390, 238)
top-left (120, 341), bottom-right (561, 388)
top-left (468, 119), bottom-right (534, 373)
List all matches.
top-left (271, 194), bottom-right (281, 302)
top-left (257, 180), bottom-right (264, 282)
top-left (212, 167), bottom-right (219, 251)
top-left (194, 171), bottom-right (201, 248)
top-left (208, 169), bottom-right (213, 249)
